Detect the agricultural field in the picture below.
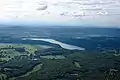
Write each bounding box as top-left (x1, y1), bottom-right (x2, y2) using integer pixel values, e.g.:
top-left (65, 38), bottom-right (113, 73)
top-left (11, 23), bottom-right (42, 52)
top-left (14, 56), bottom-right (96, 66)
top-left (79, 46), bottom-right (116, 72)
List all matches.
top-left (0, 43), bottom-right (52, 61)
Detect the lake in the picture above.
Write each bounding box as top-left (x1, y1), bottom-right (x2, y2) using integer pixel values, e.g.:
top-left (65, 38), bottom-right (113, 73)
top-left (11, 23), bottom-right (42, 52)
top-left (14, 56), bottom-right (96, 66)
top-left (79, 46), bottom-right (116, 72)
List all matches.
top-left (22, 38), bottom-right (85, 50)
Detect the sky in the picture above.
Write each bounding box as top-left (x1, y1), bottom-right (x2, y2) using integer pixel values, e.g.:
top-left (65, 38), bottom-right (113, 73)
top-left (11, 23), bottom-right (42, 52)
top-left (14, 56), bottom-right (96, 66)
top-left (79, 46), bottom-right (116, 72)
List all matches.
top-left (0, 0), bottom-right (120, 27)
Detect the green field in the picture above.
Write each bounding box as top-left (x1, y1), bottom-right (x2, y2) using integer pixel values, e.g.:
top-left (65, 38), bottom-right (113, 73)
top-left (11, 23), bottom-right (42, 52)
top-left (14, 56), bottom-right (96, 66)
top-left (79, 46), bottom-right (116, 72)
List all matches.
top-left (0, 43), bottom-right (52, 61)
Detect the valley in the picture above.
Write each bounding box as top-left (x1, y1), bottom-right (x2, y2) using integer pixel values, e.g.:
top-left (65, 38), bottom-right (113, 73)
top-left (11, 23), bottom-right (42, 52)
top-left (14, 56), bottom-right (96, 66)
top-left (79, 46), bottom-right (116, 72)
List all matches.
top-left (0, 27), bottom-right (120, 80)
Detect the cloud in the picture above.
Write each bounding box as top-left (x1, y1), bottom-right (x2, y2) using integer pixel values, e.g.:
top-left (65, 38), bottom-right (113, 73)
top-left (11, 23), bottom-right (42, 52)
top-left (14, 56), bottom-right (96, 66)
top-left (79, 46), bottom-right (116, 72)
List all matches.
top-left (36, 5), bottom-right (47, 10)
top-left (0, 0), bottom-right (120, 27)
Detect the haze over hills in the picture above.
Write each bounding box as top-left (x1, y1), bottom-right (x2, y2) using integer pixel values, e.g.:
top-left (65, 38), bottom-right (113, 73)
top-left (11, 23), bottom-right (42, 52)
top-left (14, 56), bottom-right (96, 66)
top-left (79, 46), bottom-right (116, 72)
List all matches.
top-left (0, 27), bottom-right (120, 50)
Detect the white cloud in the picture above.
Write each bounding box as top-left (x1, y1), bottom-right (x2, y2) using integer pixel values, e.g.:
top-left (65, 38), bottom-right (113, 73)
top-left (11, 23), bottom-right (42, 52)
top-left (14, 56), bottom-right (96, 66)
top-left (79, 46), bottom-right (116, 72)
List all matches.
top-left (0, 0), bottom-right (120, 27)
